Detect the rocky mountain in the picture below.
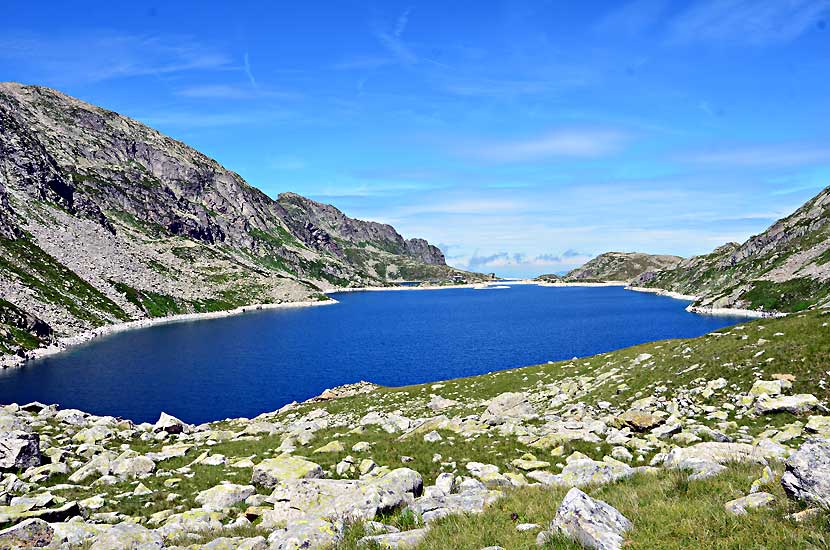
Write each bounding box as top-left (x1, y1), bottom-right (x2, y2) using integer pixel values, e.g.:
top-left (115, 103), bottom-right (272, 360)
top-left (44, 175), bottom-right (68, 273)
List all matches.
top-left (0, 82), bottom-right (475, 358)
top-left (634, 187), bottom-right (830, 313)
top-left (564, 252), bottom-right (683, 283)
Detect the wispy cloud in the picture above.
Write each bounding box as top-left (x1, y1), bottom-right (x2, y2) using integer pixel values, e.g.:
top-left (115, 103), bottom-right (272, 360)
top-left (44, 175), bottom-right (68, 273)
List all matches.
top-left (460, 250), bottom-right (593, 271)
top-left (175, 84), bottom-right (300, 100)
top-left (595, 0), bottom-right (670, 36)
top-left (683, 144), bottom-right (830, 168)
top-left (373, 6), bottom-right (418, 65)
top-left (668, 0), bottom-right (830, 45)
top-left (0, 32), bottom-right (232, 84)
top-left (458, 129), bottom-right (629, 162)
top-left (243, 52), bottom-right (257, 87)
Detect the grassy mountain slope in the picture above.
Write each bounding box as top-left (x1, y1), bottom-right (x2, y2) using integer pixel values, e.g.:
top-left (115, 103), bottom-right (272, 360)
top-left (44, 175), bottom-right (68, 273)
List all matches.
top-left (635, 187), bottom-right (830, 313)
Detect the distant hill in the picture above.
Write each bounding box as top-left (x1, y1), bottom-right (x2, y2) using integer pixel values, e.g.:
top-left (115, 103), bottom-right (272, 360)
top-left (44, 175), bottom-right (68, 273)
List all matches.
top-left (564, 252), bottom-right (683, 283)
top-left (0, 82), bottom-right (477, 357)
top-left (633, 187), bottom-right (830, 313)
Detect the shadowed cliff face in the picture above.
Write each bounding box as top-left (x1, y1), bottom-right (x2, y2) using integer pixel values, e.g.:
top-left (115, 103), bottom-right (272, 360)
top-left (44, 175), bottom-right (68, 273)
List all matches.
top-left (634, 187), bottom-right (830, 312)
top-left (0, 82), bottom-right (469, 355)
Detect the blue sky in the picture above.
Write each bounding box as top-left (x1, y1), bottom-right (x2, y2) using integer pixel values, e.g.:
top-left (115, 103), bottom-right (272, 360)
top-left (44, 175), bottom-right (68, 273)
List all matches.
top-left (2, 1), bottom-right (830, 277)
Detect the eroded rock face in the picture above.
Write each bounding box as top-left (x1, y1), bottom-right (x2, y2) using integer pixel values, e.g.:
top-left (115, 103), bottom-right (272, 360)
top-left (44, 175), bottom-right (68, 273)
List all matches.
top-left (542, 488), bottom-right (632, 550)
top-left (781, 439), bottom-right (830, 508)
top-left (0, 430), bottom-right (41, 470)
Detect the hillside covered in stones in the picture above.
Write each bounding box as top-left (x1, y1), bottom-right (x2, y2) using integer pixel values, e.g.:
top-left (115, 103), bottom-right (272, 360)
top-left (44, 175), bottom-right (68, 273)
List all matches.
top-left (1, 307), bottom-right (830, 548)
top-left (562, 252), bottom-right (683, 283)
top-left (0, 83), bottom-right (477, 360)
top-left (634, 187), bottom-right (830, 313)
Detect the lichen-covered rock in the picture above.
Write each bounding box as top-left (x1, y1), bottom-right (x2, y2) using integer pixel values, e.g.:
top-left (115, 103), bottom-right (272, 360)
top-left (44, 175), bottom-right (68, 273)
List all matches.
top-left (0, 430), bottom-right (41, 470)
top-left (724, 492), bottom-right (775, 515)
top-left (251, 455), bottom-right (324, 488)
top-left (529, 458), bottom-right (633, 488)
top-left (89, 522), bottom-right (163, 550)
top-left (618, 410), bottom-right (664, 432)
top-left (0, 518), bottom-right (53, 548)
top-left (750, 380), bottom-right (785, 396)
top-left (264, 468), bottom-right (422, 525)
top-left (755, 394), bottom-right (819, 415)
top-left (542, 487), bottom-right (632, 550)
top-left (480, 392), bottom-right (536, 425)
top-left (358, 528), bottom-right (429, 549)
top-left (267, 518), bottom-right (343, 549)
top-left (781, 439), bottom-right (830, 508)
top-left (196, 483), bottom-right (257, 511)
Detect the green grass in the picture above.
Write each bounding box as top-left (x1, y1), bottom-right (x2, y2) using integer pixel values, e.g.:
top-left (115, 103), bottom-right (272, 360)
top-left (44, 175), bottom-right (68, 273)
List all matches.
top-left (741, 278), bottom-right (830, 312)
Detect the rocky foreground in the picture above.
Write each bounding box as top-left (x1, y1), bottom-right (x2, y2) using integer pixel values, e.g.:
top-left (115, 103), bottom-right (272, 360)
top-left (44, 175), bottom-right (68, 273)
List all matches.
top-left (1, 310), bottom-right (830, 549)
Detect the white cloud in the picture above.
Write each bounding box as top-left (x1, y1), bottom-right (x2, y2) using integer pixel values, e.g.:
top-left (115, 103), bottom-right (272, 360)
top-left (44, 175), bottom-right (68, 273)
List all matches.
top-left (0, 32), bottom-right (232, 84)
top-left (668, 0), bottom-right (830, 45)
top-left (175, 85), bottom-right (300, 100)
top-left (458, 129), bottom-right (629, 162)
top-left (683, 145), bottom-right (830, 168)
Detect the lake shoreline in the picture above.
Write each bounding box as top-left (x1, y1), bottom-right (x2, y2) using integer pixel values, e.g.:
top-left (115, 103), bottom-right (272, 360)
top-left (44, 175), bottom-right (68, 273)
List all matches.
top-left (2, 280), bottom-right (770, 370)
top-left (0, 299), bottom-right (338, 369)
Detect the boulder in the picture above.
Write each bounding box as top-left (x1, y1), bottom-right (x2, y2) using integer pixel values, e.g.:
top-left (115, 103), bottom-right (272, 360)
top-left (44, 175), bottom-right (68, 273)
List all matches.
top-left (153, 412), bottom-right (187, 434)
top-left (754, 394), bottom-right (819, 415)
top-left (749, 380), bottom-right (785, 396)
top-left (542, 487), bottom-right (631, 550)
top-left (251, 456), bottom-right (324, 488)
top-left (264, 468), bottom-right (422, 524)
top-left (618, 410), bottom-right (664, 432)
top-left (267, 517), bottom-right (342, 549)
top-left (529, 458), bottom-right (633, 488)
top-left (196, 483), bottom-right (256, 511)
top-left (358, 528), bottom-right (428, 548)
top-left (724, 492), bottom-right (775, 515)
top-left (0, 431), bottom-right (41, 470)
top-left (89, 523), bottom-right (163, 550)
top-left (480, 392), bottom-right (536, 425)
top-left (0, 518), bottom-right (53, 548)
top-left (781, 439), bottom-right (830, 508)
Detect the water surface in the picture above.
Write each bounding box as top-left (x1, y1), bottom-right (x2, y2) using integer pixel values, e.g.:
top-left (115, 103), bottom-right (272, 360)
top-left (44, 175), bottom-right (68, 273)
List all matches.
top-left (0, 285), bottom-right (749, 423)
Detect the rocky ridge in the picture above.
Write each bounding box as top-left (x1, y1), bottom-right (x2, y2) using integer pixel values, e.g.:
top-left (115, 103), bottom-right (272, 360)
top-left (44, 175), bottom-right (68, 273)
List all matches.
top-left (0, 308), bottom-right (829, 548)
top-left (0, 82), bottom-right (478, 360)
top-left (562, 252), bottom-right (683, 283)
top-left (633, 187), bottom-right (830, 313)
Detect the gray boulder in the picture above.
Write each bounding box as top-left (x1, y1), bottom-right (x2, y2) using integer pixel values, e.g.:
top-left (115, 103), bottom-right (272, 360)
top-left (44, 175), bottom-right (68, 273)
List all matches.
top-left (781, 438), bottom-right (830, 508)
top-left (196, 483), bottom-right (256, 511)
top-left (481, 392), bottom-right (536, 425)
top-left (542, 487), bottom-right (631, 550)
top-left (0, 431), bottom-right (41, 470)
top-left (251, 455), bottom-right (324, 489)
top-left (89, 523), bottom-right (163, 550)
top-left (0, 518), bottom-right (53, 548)
top-left (358, 528), bottom-right (428, 548)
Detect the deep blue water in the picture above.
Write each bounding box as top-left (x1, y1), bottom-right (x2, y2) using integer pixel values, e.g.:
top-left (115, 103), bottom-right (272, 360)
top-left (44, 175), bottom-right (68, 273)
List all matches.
top-left (0, 286), bottom-right (749, 423)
